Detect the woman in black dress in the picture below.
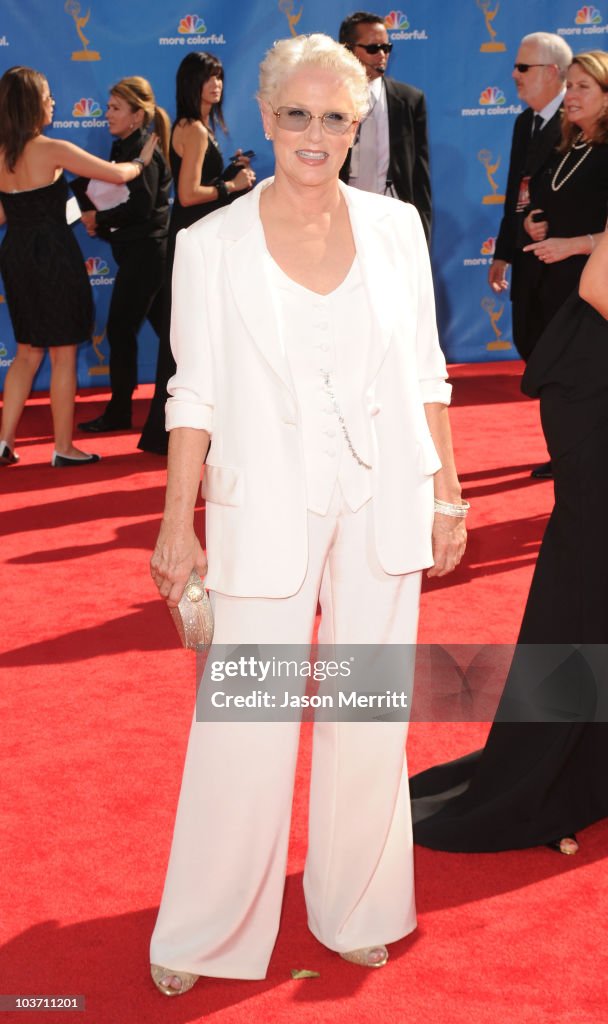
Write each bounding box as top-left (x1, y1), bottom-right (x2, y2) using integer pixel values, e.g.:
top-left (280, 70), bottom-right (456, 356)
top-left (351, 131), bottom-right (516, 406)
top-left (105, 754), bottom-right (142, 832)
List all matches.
top-left (0, 66), bottom-right (156, 467)
top-left (78, 77), bottom-right (172, 435)
top-left (410, 51), bottom-right (608, 855)
top-left (138, 52), bottom-right (255, 455)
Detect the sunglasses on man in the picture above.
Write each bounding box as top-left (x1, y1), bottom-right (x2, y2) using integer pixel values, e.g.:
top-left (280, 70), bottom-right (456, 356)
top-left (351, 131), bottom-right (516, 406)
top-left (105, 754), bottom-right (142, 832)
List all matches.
top-left (354, 43), bottom-right (393, 55)
top-left (513, 63), bottom-right (554, 73)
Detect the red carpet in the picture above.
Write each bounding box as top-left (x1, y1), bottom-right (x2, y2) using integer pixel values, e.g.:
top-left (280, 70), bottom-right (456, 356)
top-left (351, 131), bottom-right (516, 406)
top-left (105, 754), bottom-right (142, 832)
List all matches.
top-left (1, 368), bottom-right (606, 1024)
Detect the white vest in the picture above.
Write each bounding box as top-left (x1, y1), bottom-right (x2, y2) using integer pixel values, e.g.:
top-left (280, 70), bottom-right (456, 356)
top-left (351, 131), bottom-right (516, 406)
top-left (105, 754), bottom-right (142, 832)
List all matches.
top-left (266, 254), bottom-right (375, 515)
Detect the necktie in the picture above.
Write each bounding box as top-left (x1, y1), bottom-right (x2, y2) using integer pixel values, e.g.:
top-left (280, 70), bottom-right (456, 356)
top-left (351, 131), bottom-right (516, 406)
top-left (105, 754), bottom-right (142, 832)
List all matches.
top-left (532, 113), bottom-right (543, 137)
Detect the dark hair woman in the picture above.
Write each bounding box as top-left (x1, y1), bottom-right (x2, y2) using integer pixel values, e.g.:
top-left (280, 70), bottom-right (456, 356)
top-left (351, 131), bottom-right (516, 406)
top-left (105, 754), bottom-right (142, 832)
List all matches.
top-left (0, 65), bottom-right (156, 467)
top-left (78, 76), bottom-right (172, 435)
top-left (137, 52), bottom-right (255, 455)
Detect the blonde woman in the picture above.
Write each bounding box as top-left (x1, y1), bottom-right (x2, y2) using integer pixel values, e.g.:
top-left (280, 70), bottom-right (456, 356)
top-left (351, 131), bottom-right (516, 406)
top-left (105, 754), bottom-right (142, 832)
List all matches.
top-left (79, 76), bottom-right (171, 434)
top-left (148, 34), bottom-right (466, 994)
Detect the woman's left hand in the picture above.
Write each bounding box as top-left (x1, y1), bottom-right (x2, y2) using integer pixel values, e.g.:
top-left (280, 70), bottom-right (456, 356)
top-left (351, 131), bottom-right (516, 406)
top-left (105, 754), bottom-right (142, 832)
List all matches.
top-left (522, 237), bottom-right (576, 264)
top-left (427, 513), bottom-right (467, 578)
top-left (81, 210), bottom-right (97, 236)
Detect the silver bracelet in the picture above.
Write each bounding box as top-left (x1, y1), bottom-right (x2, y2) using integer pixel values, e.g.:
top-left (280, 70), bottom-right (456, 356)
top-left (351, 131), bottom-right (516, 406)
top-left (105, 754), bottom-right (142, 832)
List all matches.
top-left (434, 498), bottom-right (470, 518)
top-left (587, 233), bottom-right (595, 253)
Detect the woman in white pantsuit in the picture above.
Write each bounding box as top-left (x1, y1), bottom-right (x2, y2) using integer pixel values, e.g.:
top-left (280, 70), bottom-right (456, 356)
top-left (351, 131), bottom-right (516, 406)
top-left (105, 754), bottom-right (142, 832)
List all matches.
top-left (149, 34), bottom-right (467, 996)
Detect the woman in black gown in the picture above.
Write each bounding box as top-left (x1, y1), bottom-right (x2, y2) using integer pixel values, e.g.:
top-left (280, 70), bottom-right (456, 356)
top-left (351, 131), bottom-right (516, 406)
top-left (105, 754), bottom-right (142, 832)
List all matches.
top-left (410, 51), bottom-right (608, 855)
top-left (138, 52), bottom-right (255, 455)
top-left (0, 66), bottom-right (156, 467)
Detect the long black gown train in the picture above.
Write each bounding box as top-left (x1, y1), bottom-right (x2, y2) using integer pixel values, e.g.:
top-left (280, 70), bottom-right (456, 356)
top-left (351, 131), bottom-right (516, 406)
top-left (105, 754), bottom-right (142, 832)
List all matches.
top-left (410, 291), bottom-right (608, 852)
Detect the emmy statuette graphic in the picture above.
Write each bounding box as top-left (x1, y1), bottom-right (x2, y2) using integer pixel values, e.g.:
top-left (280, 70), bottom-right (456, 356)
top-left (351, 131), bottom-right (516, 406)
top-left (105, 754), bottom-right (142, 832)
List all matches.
top-left (65, 1), bottom-right (101, 61)
top-left (481, 296), bottom-right (511, 351)
top-left (279, 0), bottom-right (303, 37)
top-left (478, 149), bottom-right (505, 205)
top-left (88, 326), bottom-right (109, 376)
top-left (477, 0), bottom-right (506, 53)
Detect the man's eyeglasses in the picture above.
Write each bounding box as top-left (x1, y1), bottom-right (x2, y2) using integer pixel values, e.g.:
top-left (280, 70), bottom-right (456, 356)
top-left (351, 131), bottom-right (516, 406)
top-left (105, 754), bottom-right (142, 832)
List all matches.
top-left (513, 63), bottom-right (553, 73)
top-left (354, 43), bottom-right (393, 55)
top-left (272, 107), bottom-right (358, 135)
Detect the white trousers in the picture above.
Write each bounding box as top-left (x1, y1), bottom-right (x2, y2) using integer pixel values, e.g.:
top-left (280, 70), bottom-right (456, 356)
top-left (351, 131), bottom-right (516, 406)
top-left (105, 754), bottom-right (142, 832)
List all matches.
top-left (150, 492), bottom-right (421, 979)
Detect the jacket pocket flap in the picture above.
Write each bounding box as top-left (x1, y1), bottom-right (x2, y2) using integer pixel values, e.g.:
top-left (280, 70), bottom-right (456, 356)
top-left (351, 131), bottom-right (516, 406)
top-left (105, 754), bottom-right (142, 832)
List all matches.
top-left (201, 465), bottom-right (243, 506)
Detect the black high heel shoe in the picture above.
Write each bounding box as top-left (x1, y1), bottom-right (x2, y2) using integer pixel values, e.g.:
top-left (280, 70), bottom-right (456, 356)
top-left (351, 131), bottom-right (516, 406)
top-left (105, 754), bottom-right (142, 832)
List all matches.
top-left (0, 442), bottom-right (19, 466)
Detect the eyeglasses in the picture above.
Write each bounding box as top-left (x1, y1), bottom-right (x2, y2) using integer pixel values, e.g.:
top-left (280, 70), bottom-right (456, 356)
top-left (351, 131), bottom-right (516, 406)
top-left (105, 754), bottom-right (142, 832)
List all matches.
top-left (513, 63), bottom-right (553, 73)
top-left (354, 43), bottom-right (393, 55)
top-left (271, 106), bottom-right (358, 135)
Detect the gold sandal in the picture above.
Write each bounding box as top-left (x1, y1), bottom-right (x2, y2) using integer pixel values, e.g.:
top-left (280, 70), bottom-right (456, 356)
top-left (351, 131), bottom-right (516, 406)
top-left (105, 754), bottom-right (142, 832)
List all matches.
top-left (340, 945), bottom-right (388, 968)
top-left (546, 834), bottom-right (579, 856)
top-left (150, 963), bottom-right (199, 996)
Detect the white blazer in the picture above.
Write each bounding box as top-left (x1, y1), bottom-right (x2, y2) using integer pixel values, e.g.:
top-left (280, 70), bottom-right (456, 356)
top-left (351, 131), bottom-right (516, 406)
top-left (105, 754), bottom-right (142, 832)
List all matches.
top-left (166, 179), bottom-right (451, 598)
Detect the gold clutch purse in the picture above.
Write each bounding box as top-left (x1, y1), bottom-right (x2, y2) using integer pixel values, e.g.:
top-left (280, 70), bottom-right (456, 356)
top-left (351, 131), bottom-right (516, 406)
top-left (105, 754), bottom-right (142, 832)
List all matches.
top-left (169, 570), bottom-right (214, 652)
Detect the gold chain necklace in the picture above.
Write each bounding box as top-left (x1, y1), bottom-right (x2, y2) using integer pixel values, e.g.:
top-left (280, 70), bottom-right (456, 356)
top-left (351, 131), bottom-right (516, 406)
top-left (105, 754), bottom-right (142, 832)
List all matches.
top-left (551, 136), bottom-right (592, 192)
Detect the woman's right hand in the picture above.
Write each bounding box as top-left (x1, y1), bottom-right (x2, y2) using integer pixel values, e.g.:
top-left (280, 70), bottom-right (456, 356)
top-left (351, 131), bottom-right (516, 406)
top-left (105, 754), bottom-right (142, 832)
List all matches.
top-left (232, 165), bottom-right (256, 193)
top-left (139, 132), bottom-right (159, 167)
top-left (523, 208), bottom-right (548, 241)
top-left (150, 521), bottom-right (208, 608)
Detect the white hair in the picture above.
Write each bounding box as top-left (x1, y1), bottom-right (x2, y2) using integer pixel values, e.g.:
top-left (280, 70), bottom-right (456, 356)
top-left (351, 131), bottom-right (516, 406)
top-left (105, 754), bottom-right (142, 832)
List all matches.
top-left (521, 32), bottom-right (573, 78)
top-left (258, 33), bottom-right (369, 118)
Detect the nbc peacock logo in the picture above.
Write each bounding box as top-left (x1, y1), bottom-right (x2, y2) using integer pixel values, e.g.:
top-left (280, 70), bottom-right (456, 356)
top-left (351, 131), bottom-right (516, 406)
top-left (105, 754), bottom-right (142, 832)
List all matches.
top-left (178, 14), bottom-right (207, 34)
top-left (557, 5), bottom-right (607, 35)
top-left (463, 236), bottom-right (496, 266)
top-left (85, 257), bottom-right (109, 276)
top-left (73, 97), bottom-right (102, 117)
top-left (462, 85), bottom-right (520, 117)
top-left (385, 11), bottom-right (409, 30)
top-left (384, 8), bottom-right (427, 41)
top-left (575, 6), bottom-right (602, 24)
top-left (85, 257), bottom-right (114, 286)
top-left (159, 13), bottom-right (225, 45)
top-left (54, 96), bottom-right (105, 129)
top-left (480, 86), bottom-right (505, 106)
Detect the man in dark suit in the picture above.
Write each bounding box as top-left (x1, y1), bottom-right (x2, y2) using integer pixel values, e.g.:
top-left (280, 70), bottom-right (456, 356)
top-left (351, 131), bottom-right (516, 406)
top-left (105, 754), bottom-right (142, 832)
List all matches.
top-left (338, 11), bottom-right (431, 241)
top-left (489, 32), bottom-right (572, 479)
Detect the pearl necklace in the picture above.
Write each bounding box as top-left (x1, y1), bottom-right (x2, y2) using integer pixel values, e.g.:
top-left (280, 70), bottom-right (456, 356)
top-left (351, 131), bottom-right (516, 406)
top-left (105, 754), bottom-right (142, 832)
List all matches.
top-left (551, 135), bottom-right (592, 192)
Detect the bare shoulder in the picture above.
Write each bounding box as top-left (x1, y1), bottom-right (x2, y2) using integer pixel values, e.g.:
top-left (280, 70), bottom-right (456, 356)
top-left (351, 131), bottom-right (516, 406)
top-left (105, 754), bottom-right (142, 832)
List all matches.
top-left (39, 136), bottom-right (74, 162)
top-left (176, 119), bottom-right (208, 144)
top-left (25, 135), bottom-right (65, 172)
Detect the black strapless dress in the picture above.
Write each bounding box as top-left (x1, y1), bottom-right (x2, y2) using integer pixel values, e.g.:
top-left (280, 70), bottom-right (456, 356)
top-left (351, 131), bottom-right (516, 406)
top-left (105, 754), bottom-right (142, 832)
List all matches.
top-left (0, 175), bottom-right (93, 347)
top-left (410, 292), bottom-right (608, 852)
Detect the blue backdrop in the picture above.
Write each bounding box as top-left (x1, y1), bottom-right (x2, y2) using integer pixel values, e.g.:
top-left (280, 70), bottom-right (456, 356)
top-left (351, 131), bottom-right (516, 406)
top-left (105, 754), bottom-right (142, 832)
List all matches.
top-left (1, 0), bottom-right (606, 390)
